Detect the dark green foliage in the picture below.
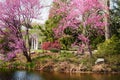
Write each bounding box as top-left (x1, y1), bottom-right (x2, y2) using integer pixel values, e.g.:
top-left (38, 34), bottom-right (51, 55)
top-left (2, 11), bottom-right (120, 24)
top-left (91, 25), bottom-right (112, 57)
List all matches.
top-left (90, 35), bottom-right (105, 49)
top-left (110, 0), bottom-right (120, 37)
top-left (45, 15), bottom-right (62, 29)
top-left (64, 27), bottom-right (73, 35)
top-left (59, 36), bottom-right (75, 50)
top-left (97, 35), bottom-right (120, 55)
top-left (59, 27), bottom-right (79, 50)
top-left (38, 25), bottom-right (55, 42)
top-left (38, 15), bottom-right (62, 42)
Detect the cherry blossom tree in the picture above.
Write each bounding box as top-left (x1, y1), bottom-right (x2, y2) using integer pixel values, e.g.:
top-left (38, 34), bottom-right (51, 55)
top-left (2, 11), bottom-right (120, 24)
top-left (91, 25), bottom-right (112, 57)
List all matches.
top-left (0, 0), bottom-right (42, 62)
top-left (53, 0), bottom-right (108, 57)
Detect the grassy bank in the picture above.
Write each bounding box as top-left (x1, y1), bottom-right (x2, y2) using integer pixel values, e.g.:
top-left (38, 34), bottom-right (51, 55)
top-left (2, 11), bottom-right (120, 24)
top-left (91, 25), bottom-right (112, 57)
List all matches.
top-left (0, 50), bottom-right (120, 73)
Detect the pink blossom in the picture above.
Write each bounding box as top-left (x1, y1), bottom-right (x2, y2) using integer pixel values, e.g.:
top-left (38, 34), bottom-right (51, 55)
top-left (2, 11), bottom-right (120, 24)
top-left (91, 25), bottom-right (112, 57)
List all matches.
top-left (53, 0), bottom-right (108, 53)
top-left (0, 0), bottom-right (42, 61)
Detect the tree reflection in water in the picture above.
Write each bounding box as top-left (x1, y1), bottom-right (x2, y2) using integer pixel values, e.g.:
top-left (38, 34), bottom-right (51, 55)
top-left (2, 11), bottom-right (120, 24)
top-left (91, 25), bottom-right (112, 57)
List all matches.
top-left (0, 71), bottom-right (120, 80)
top-left (13, 71), bottom-right (44, 80)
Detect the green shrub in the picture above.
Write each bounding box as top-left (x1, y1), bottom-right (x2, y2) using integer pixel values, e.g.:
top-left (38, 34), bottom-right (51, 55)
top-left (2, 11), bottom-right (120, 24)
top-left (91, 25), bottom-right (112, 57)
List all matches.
top-left (59, 36), bottom-right (74, 50)
top-left (90, 35), bottom-right (104, 49)
top-left (97, 35), bottom-right (120, 55)
top-left (106, 55), bottom-right (120, 65)
top-left (105, 55), bottom-right (120, 71)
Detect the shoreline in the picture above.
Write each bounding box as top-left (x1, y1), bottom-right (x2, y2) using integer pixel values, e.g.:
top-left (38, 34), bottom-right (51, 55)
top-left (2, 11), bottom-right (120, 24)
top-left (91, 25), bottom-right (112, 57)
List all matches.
top-left (0, 68), bottom-right (120, 74)
top-left (0, 64), bottom-right (120, 74)
top-left (0, 52), bottom-right (120, 74)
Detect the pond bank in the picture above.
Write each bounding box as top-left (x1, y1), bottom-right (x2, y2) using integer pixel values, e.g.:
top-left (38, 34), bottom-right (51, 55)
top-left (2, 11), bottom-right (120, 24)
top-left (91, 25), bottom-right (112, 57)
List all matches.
top-left (0, 62), bottom-right (120, 73)
top-left (0, 51), bottom-right (120, 73)
top-left (0, 61), bottom-right (119, 73)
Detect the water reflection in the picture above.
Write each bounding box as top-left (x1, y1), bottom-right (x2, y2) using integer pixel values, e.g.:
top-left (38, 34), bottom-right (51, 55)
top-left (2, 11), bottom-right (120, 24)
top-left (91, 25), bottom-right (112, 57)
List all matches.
top-left (13, 71), bottom-right (44, 80)
top-left (0, 70), bottom-right (119, 80)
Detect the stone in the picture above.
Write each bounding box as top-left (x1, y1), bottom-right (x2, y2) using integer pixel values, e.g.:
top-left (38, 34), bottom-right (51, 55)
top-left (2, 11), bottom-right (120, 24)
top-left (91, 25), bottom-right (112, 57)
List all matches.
top-left (95, 58), bottom-right (104, 64)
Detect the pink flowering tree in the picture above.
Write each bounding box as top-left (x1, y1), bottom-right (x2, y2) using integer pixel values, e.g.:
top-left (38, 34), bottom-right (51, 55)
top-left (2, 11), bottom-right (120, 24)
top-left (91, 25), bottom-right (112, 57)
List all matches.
top-left (0, 0), bottom-right (42, 62)
top-left (53, 0), bottom-right (108, 57)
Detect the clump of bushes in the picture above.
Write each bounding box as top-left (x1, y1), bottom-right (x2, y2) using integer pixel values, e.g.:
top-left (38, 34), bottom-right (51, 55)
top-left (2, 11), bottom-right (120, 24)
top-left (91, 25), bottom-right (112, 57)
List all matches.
top-left (97, 35), bottom-right (120, 56)
top-left (59, 36), bottom-right (75, 50)
top-left (41, 40), bottom-right (61, 50)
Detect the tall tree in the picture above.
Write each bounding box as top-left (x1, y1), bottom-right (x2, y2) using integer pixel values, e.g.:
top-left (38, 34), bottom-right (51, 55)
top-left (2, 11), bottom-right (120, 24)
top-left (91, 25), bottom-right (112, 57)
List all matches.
top-left (110, 0), bottom-right (120, 37)
top-left (0, 0), bottom-right (42, 62)
top-left (103, 0), bottom-right (111, 40)
top-left (53, 0), bottom-right (108, 57)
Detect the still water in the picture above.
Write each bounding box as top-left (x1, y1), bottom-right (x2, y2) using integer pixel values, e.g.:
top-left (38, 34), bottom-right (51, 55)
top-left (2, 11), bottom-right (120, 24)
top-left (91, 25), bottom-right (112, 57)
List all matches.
top-left (0, 70), bottom-right (120, 80)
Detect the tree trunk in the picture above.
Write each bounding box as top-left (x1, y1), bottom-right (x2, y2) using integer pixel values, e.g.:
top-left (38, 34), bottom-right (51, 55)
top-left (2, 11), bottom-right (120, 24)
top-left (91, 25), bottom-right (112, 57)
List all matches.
top-left (23, 49), bottom-right (32, 62)
top-left (26, 29), bottom-right (31, 55)
top-left (105, 23), bottom-right (111, 40)
top-left (17, 26), bottom-right (32, 62)
top-left (87, 43), bottom-right (92, 57)
top-left (104, 0), bottom-right (111, 40)
top-left (22, 36), bottom-right (32, 62)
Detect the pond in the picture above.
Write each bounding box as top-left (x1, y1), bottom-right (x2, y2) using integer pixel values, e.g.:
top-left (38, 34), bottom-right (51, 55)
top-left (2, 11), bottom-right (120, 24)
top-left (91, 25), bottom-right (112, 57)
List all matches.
top-left (0, 70), bottom-right (120, 80)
